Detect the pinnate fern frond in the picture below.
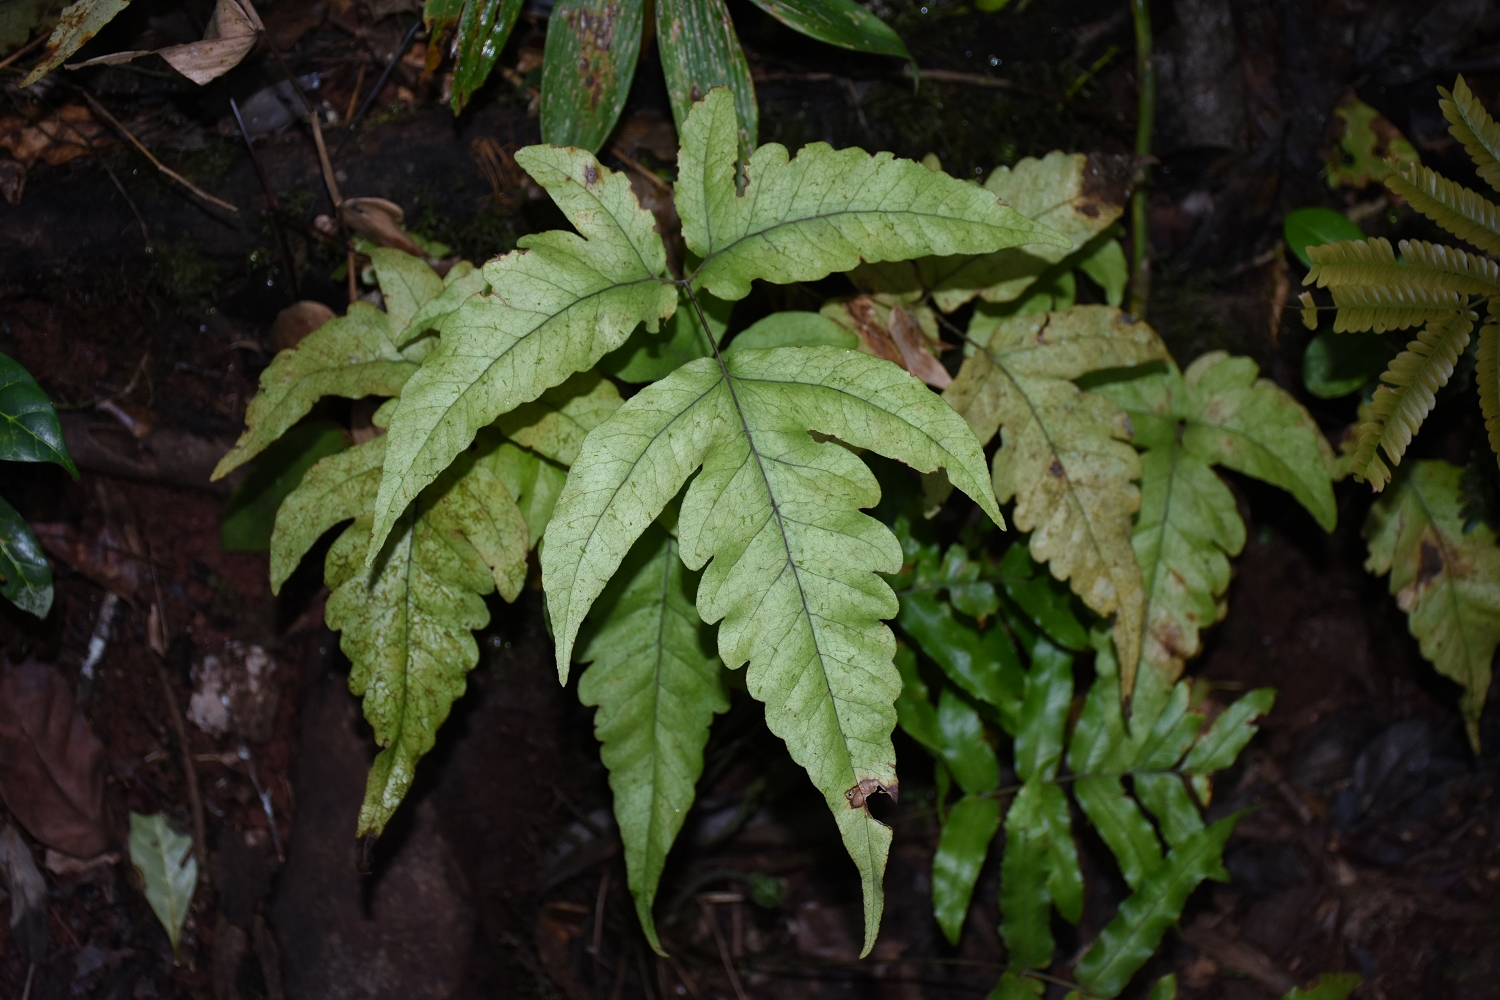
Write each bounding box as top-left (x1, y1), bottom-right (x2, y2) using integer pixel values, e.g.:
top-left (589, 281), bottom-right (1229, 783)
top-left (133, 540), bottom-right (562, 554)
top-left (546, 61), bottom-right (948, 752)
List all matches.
top-left (1305, 237), bottom-right (1500, 299)
top-left (1441, 75), bottom-right (1500, 193)
top-left (1386, 161), bottom-right (1500, 256)
top-left (544, 347), bottom-right (1002, 955)
top-left (1353, 310), bottom-right (1476, 489)
top-left (944, 306), bottom-right (1170, 692)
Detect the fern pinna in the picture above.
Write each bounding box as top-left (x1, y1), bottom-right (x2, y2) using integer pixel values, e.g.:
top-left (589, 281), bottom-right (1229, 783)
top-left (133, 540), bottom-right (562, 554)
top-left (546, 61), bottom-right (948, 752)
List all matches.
top-left (1299, 76), bottom-right (1500, 489)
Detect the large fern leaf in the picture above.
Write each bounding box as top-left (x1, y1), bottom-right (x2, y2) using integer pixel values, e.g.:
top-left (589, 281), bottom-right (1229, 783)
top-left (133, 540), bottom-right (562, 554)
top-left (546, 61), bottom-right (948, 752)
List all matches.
top-left (543, 346), bottom-right (1002, 955)
top-left (576, 523), bottom-right (727, 953)
top-left (677, 88), bottom-right (1069, 302)
top-left (942, 306), bottom-right (1170, 691)
top-left (1385, 162), bottom-right (1500, 256)
top-left (1366, 460), bottom-right (1500, 748)
top-left (371, 145), bottom-right (678, 556)
top-left (273, 436), bottom-right (531, 837)
top-left (1353, 310), bottom-right (1476, 489)
top-left (1094, 353), bottom-right (1336, 681)
top-left (1440, 75), bottom-right (1500, 193)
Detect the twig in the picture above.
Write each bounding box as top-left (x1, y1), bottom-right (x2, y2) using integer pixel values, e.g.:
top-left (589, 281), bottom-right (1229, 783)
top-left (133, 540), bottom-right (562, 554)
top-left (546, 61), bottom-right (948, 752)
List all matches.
top-left (344, 63), bottom-right (368, 122)
top-left (336, 16), bottom-right (421, 155)
top-left (76, 591), bottom-right (120, 710)
top-left (77, 92), bottom-right (239, 213)
top-left (902, 65), bottom-right (1061, 100)
top-left (609, 938), bottom-right (633, 1000)
top-left (100, 161), bottom-right (149, 239)
top-left (239, 745), bottom-right (285, 862)
top-left (1127, 0), bottom-right (1155, 317)
top-left (665, 955), bottom-right (703, 1000)
top-left (0, 34), bottom-right (46, 71)
top-left (20, 962), bottom-right (35, 1000)
top-left (698, 897), bottom-right (749, 1000)
top-left (592, 869), bottom-right (610, 1000)
top-left (608, 144), bottom-right (672, 194)
top-left (231, 98), bottom-right (300, 297)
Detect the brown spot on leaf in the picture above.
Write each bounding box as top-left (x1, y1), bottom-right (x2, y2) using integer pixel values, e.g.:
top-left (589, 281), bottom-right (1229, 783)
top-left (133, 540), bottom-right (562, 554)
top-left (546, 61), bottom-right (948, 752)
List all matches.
top-left (1081, 152), bottom-right (1134, 207)
top-left (584, 163), bottom-right (599, 185)
top-left (1048, 458), bottom-right (1065, 478)
top-left (1418, 540), bottom-right (1444, 588)
top-left (1077, 202), bottom-right (1100, 218)
top-left (845, 777), bottom-right (897, 809)
top-left (566, 3), bottom-right (619, 110)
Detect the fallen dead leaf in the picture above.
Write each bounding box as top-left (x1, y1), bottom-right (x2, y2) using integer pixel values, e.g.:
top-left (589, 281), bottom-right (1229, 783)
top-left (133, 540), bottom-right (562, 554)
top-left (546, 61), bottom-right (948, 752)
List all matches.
top-left (0, 660), bottom-right (112, 858)
top-left (339, 196), bottom-right (426, 255)
top-left (69, 0), bottom-right (263, 85)
top-left (0, 103), bottom-right (111, 168)
top-left (272, 300), bottom-right (336, 352)
top-left (32, 521), bottom-right (145, 600)
top-left (824, 295), bottom-right (953, 387)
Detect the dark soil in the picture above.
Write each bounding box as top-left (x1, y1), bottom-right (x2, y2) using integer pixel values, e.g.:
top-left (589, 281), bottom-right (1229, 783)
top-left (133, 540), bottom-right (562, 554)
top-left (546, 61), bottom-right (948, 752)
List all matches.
top-left (3, 0), bottom-right (1500, 998)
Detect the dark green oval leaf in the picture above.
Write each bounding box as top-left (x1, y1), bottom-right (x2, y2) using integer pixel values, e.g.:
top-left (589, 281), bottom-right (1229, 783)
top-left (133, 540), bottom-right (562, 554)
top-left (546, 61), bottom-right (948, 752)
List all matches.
top-left (0, 352), bottom-right (76, 475)
top-left (449, 0), bottom-right (525, 114)
top-left (0, 494), bottom-right (51, 617)
top-left (1283, 207), bottom-right (1364, 270)
top-left (1301, 329), bottom-right (1392, 399)
top-left (745, 0), bottom-right (909, 61)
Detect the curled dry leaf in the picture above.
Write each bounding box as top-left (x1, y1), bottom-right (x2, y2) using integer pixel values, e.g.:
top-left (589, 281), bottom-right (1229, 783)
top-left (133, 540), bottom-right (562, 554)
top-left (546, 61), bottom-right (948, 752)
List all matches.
top-left (272, 301), bottom-right (337, 353)
top-left (0, 104), bottom-right (111, 168)
top-left (32, 521), bottom-right (144, 599)
top-left (339, 197), bottom-right (427, 256)
top-left (0, 659), bottom-right (111, 858)
top-left (68, 0), bottom-right (263, 85)
top-left (823, 295), bottom-right (952, 388)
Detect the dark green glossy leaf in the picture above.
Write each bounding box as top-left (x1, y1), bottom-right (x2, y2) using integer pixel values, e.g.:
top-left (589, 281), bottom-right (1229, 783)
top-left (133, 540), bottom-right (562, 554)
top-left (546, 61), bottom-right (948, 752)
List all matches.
top-left (999, 778), bottom-right (1053, 969)
top-left (937, 687), bottom-right (999, 794)
top-left (1146, 975), bottom-right (1178, 1000)
top-left (893, 644), bottom-right (943, 754)
top-left (1182, 688), bottom-right (1274, 775)
top-left (1075, 814), bottom-right (1238, 998)
top-left (424, 0), bottom-right (465, 74)
top-left (1132, 773), bottom-right (1203, 848)
top-left (987, 972), bottom-right (1043, 1000)
top-left (221, 421), bottom-right (349, 552)
top-left (1037, 780), bottom-right (1081, 925)
top-left (1283, 207), bottom-right (1363, 269)
top-left (541, 0), bottom-right (645, 151)
top-left (449, 0), bottom-right (525, 114)
top-left (932, 793), bottom-right (1000, 945)
top-left (746, 0), bottom-right (909, 60)
top-left (657, 0), bottom-right (757, 150)
top-left (996, 545), bottom-right (1088, 651)
top-left (1013, 640), bottom-right (1071, 781)
top-left (898, 591), bottom-right (1024, 730)
top-left (1301, 330), bottom-right (1391, 399)
top-left (0, 352), bottom-right (76, 475)
top-left (1072, 775), bottom-right (1161, 891)
top-left (0, 494), bottom-right (50, 617)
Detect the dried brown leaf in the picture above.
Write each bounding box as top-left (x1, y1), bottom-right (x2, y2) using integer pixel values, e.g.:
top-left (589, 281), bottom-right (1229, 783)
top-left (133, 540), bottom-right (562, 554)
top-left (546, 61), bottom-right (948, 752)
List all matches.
top-left (339, 197), bottom-right (426, 255)
top-left (69, 0), bottom-right (261, 85)
top-left (0, 660), bottom-right (111, 858)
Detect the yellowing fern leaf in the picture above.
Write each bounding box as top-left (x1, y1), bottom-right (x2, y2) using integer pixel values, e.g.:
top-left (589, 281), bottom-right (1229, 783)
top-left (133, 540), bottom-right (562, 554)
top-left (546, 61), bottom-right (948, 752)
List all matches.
top-left (943, 306), bottom-right (1170, 691)
top-left (1441, 75), bottom-right (1500, 193)
top-left (1353, 310), bottom-right (1476, 490)
top-left (1481, 319), bottom-right (1500, 467)
top-left (1386, 162), bottom-right (1500, 256)
top-left (1305, 237), bottom-right (1500, 299)
top-left (1366, 460), bottom-right (1500, 748)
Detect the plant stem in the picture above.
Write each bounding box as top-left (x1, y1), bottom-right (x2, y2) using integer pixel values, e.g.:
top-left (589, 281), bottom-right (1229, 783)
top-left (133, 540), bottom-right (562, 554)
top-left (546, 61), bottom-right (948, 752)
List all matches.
top-left (1128, 0), bottom-right (1154, 318)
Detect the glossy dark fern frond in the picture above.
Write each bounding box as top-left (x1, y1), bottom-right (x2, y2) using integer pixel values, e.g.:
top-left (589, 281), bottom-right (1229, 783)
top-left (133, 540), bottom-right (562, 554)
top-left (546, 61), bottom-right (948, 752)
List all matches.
top-left (1353, 310), bottom-right (1477, 489)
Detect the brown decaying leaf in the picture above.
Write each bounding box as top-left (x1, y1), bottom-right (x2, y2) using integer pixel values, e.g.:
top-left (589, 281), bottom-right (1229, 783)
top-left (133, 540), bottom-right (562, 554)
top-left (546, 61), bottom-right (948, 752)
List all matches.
top-left (272, 301), bottom-right (336, 353)
top-left (339, 197), bottom-right (427, 256)
top-left (0, 660), bottom-right (111, 858)
top-left (68, 0), bottom-right (263, 85)
top-left (827, 296), bottom-right (952, 388)
top-left (32, 522), bottom-right (144, 600)
top-left (0, 104), bottom-right (111, 168)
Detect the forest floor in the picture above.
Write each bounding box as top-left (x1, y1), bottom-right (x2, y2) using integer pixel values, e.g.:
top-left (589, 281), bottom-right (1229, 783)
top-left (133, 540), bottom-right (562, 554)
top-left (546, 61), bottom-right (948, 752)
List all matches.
top-left (2, 0), bottom-right (1500, 998)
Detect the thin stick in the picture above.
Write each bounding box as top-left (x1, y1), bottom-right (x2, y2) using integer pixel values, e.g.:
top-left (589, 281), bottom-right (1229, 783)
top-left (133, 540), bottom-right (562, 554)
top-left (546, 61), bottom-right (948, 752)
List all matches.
top-left (336, 17), bottom-right (421, 155)
top-left (608, 144), bottom-right (671, 194)
top-left (592, 870), bottom-right (611, 1000)
top-left (20, 962), bottom-right (35, 1000)
top-left (309, 111), bottom-right (342, 206)
top-left (0, 34), bottom-right (46, 71)
top-left (1127, 0), bottom-right (1155, 317)
top-left (101, 161), bottom-right (149, 238)
top-left (231, 98), bottom-right (300, 297)
top-left (608, 937), bottom-right (632, 1000)
top-left (666, 955), bottom-right (703, 1000)
top-left (698, 898), bottom-right (749, 1000)
top-left (902, 65), bottom-right (1061, 100)
top-left (344, 63), bottom-right (368, 123)
top-left (77, 92), bottom-right (238, 213)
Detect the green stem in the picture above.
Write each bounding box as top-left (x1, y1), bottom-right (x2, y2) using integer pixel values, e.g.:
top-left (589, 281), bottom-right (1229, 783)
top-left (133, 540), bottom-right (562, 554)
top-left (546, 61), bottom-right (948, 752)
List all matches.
top-left (1128, 0), bottom-right (1155, 318)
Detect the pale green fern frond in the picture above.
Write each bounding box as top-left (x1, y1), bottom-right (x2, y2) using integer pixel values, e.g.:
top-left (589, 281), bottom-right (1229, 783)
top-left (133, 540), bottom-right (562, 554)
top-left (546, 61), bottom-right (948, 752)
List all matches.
top-left (1440, 75), bottom-right (1500, 193)
top-left (1386, 162), bottom-right (1500, 256)
top-left (1324, 284), bottom-right (1467, 333)
top-left (1353, 310), bottom-right (1476, 489)
top-left (1305, 237), bottom-right (1500, 298)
